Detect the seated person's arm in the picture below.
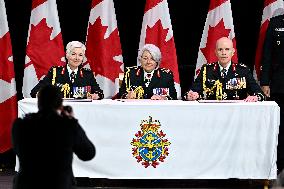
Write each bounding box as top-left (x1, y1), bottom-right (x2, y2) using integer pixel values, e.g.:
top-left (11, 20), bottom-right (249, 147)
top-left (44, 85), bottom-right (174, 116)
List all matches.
top-left (184, 66), bottom-right (204, 101)
top-left (244, 68), bottom-right (265, 102)
top-left (30, 67), bottom-right (54, 97)
top-left (118, 73), bottom-right (128, 99)
top-left (167, 72), bottom-right (177, 100)
top-left (89, 72), bottom-right (104, 100)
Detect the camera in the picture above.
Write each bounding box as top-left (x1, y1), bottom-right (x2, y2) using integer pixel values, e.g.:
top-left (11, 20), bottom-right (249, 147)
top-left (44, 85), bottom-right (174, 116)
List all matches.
top-left (61, 105), bottom-right (73, 117)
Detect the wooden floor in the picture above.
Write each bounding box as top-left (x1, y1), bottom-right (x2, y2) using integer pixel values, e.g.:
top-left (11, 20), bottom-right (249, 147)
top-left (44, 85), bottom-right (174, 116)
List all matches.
top-left (0, 168), bottom-right (272, 189)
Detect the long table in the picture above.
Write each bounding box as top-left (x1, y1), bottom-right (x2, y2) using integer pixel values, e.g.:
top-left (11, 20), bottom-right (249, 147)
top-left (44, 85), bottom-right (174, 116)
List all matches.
top-left (17, 98), bottom-right (280, 179)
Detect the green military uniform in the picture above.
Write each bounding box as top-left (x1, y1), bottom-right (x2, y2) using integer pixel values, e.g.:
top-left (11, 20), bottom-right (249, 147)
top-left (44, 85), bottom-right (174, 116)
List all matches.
top-left (30, 65), bottom-right (104, 99)
top-left (118, 66), bottom-right (177, 100)
top-left (186, 62), bottom-right (264, 101)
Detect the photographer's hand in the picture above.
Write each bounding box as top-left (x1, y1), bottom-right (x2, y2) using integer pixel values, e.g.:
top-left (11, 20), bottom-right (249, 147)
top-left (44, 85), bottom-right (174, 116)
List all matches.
top-left (61, 105), bottom-right (74, 118)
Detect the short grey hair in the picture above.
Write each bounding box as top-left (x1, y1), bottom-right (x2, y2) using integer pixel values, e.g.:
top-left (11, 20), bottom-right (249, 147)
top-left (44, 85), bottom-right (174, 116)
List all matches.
top-left (66, 41), bottom-right (86, 56)
top-left (138, 44), bottom-right (162, 67)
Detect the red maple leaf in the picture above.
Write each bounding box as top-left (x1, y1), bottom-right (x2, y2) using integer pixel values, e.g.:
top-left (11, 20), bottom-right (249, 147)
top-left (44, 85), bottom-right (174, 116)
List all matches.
top-left (158, 130), bottom-right (166, 137)
top-left (136, 156), bottom-right (142, 162)
top-left (142, 161), bottom-right (150, 168)
top-left (135, 131), bottom-right (143, 137)
top-left (151, 160), bottom-right (159, 168)
top-left (85, 17), bottom-right (123, 83)
top-left (0, 32), bottom-right (14, 82)
top-left (132, 138), bottom-right (138, 143)
top-left (164, 147), bottom-right (169, 156)
top-left (200, 19), bottom-right (237, 63)
top-left (145, 19), bottom-right (180, 83)
top-left (159, 155), bottom-right (166, 162)
top-left (26, 18), bottom-right (65, 80)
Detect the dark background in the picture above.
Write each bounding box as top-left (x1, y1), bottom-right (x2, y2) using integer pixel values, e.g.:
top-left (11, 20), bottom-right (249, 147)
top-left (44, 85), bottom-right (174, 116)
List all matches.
top-left (3, 0), bottom-right (264, 99)
top-left (0, 0), bottom-right (264, 163)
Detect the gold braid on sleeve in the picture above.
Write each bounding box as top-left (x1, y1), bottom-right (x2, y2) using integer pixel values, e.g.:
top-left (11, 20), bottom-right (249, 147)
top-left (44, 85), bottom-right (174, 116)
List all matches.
top-left (125, 67), bottom-right (131, 93)
top-left (52, 67), bottom-right (56, 85)
top-left (124, 67), bottom-right (144, 99)
top-left (202, 66), bottom-right (223, 100)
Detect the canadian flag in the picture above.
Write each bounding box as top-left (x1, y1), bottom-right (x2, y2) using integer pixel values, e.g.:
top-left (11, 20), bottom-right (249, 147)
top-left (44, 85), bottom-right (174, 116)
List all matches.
top-left (0, 0), bottom-right (17, 153)
top-left (85, 0), bottom-right (124, 99)
top-left (138, 0), bottom-right (181, 98)
top-left (195, 0), bottom-right (238, 78)
top-left (22, 0), bottom-right (65, 97)
top-left (254, 0), bottom-right (284, 81)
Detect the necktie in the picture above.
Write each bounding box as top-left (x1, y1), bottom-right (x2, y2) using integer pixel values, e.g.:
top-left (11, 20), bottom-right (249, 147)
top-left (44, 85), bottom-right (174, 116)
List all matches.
top-left (70, 71), bottom-right (76, 83)
top-left (221, 68), bottom-right (227, 78)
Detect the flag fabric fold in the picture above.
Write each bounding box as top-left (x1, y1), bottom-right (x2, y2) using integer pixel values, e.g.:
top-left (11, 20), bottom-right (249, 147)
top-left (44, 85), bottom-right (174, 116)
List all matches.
top-left (254, 0), bottom-right (284, 81)
top-left (85, 0), bottom-right (124, 99)
top-left (22, 0), bottom-right (65, 98)
top-left (0, 0), bottom-right (17, 153)
top-left (138, 0), bottom-right (181, 98)
top-left (195, 0), bottom-right (238, 79)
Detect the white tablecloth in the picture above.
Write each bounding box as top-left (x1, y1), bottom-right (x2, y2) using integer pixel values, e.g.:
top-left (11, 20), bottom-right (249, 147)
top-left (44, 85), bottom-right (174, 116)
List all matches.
top-left (17, 98), bottom-right (280, 179)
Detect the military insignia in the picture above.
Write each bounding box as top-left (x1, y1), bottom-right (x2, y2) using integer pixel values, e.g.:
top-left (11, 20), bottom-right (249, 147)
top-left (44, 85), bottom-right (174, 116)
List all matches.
top-left (275, 28), bottom-right (284, 31)
top-left (131, 116), bottom-right (171, 168)
top-left (61, 83), bottom-right (70, 98)
top-left (161, 68), bottom-right (171, 73)
top-left (226, 77), bottom-right (246, 90)
top-left (222, 92), bottom-right (227, 100)
top-left (73, 86), bottom-right (91, 99)
top-left (239, 63), bottom-right (247, 68)
top-left (153, 88), bottom-right (169, 96)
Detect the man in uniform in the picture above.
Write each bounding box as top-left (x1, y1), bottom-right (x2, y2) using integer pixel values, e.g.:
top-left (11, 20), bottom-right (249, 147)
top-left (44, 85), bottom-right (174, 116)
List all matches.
top-left (185, 37), bottom-right (264, 101)
top-left (119, 44), bottom-right (177, 100)
top-left (30, 41), bottom-right (104, 99)
top-left (261, 14), bottom-right (284, 173)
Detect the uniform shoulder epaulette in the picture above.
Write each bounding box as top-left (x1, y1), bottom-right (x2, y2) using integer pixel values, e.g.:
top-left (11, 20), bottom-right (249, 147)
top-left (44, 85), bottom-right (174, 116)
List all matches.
top-left (53, 65), bottom-right (64, 69)
top-left (238, 63), bottom-right (247, 68)
top-left (160, 68), bottom-right (172, 74)
top-left (126, 66), bottom-right (139, 70)
top-left (50, 65), bottom-right (64, 72)
top-left (207, 62), bottom-right (216, 66)
top-left (81, 67), bottom-right (92, 72)
top-left (208, 62), bottom-right (218, 69)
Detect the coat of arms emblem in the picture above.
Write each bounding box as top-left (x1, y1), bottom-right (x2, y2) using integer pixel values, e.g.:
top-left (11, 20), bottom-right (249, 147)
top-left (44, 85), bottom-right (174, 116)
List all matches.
top-left (131, 116), bottom-right (171, 168)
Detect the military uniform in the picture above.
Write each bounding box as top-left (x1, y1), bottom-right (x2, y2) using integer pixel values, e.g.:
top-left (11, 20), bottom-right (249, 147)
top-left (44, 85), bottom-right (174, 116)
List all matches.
top-left (118, 66), bottom-right (177, 100)
top-left (30, 65), bottom-right (104, 99)
top-left (261, 14), bottom-right (284, 173)
top-left (186, 62), bottom-right (264, 100)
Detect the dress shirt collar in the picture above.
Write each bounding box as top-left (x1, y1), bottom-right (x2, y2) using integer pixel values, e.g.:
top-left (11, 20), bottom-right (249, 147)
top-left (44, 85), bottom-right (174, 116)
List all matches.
top-left (144, 70), bottom-right (154, 80)
top-left (218, 61), bottom-right (231, 73)
top-left (67, 64), bottom-right (78, 76)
